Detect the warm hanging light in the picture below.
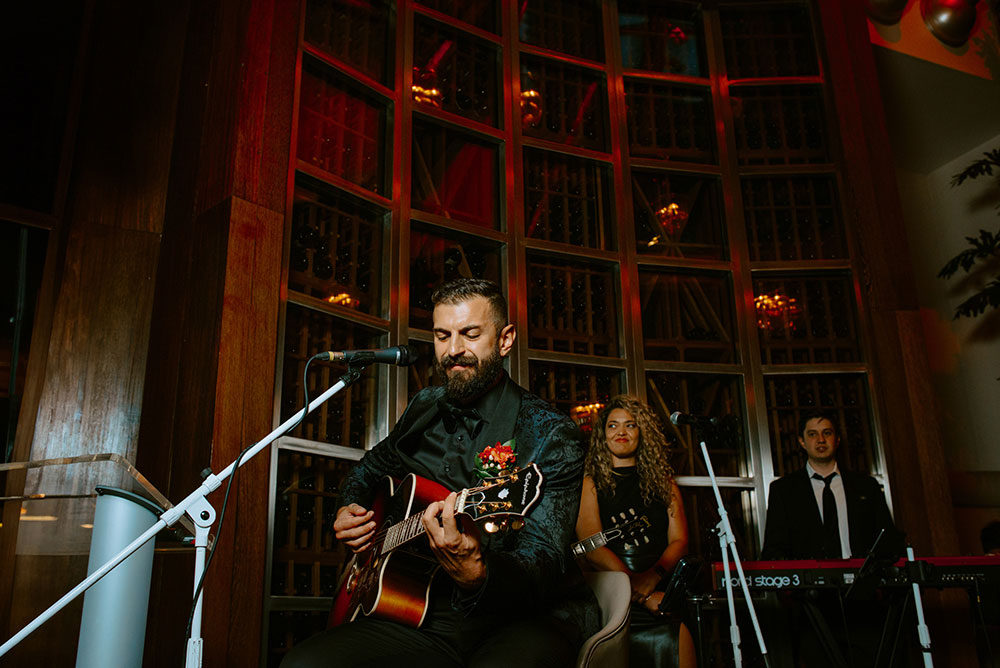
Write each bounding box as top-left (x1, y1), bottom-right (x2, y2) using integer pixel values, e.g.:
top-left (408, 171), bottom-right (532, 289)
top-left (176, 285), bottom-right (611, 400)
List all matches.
top-left (520, 89), bottom-right (542, 126)
top-left (327, 292), bottom-right (358, 308)
top-left (411, 40), bottom-right (453, 108)
top-left (654, 201), bottom-right (689, 237)
top-left (754, 291), bottom-right (801, 331)
top-left (412, 66), bottom-right (441, 107)
top-left (570, 402), bottom-right (605, 431)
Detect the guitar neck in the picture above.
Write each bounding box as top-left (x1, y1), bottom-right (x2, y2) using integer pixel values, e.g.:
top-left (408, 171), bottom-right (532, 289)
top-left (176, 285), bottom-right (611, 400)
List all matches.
top-left (571, 528), bottom-right (618, 557)
top-left (384, 511), bottom-right (429, 553)
top-left (382, 489), bottom-right (470, 553)
top-left (379, 465), bottom-right (542, 555)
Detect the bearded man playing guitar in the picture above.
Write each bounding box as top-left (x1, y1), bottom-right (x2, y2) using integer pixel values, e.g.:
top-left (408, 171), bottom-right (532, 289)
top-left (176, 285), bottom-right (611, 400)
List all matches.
top-left (281, 278), bottom-right (599, 668)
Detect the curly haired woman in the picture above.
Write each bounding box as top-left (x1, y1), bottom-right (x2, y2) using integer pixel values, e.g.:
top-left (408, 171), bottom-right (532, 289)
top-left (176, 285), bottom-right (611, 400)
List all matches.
top-left (576, 395), bottom-right (695, 668)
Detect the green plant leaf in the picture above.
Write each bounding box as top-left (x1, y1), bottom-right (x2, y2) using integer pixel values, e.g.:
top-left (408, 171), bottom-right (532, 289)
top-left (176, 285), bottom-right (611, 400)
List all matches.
top-left (938, 229), bottom-right (1000, 279)
top-left (951, 149), bottom-right (1000, 187)
top-left (952, 279), bottom-right (1000, 319)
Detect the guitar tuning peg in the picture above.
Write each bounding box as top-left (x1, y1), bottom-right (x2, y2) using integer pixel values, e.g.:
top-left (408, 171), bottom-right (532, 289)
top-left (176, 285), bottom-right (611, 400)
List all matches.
top-left (484, 521), bottom-right (499, 534)
top-left (510, 519), bottom-right (524, 531)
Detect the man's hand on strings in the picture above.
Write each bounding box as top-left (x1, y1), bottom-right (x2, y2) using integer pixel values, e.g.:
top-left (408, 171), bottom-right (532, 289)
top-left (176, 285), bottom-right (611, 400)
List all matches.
top-left (422, 492), bottom-right (486, 590)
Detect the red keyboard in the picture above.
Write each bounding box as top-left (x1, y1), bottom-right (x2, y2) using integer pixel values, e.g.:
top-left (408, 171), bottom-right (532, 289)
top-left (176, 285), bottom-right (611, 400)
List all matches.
top-left (710, 556), bottom-right (1000, 592)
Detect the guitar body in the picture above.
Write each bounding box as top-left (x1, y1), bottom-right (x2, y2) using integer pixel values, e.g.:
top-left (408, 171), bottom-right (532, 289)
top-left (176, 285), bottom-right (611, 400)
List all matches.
top-left (328, 463), bottom-right (544, 629)
top-left (329, 473), bottom-right (450, 628)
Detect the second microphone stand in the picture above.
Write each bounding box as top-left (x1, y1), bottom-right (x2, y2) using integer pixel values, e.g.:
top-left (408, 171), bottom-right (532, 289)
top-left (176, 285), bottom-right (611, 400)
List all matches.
top-left (696, 425), bottom-right (770, 668)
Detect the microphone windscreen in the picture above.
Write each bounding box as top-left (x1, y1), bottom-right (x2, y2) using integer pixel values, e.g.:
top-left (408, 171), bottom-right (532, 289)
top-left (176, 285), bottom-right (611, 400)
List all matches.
top-left (397, 345), bottom-right (417, 366)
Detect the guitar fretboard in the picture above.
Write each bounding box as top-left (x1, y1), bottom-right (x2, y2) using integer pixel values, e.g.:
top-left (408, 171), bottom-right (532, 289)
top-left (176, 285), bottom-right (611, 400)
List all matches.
top-left (384, 511), bottom-right (428, 552)
top-left (572, 534), bottom-right (608, 557)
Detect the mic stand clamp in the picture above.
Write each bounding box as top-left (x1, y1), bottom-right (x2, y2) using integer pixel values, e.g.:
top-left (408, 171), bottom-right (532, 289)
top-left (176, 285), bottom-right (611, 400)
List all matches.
top-left (184, 497), bottom-right (215, 667)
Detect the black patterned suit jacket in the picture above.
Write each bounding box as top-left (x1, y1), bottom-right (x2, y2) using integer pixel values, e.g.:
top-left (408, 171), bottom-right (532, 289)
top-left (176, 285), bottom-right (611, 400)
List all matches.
top-left (339, 373), bottom-right (600, 640)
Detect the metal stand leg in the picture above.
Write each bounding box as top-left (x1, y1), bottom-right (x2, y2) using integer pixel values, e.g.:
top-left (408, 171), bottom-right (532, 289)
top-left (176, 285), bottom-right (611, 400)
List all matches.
top-left (907, 546), bottom-right (934, 668)
top-left (718, 527), bottom-right (745, 668)
top-left (185, 498), bottom-right (215, 668)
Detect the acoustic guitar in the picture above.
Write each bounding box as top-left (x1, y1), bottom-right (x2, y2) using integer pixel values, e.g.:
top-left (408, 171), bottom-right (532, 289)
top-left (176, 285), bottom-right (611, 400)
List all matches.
top-left (329, 463), bottom-right (544, 628)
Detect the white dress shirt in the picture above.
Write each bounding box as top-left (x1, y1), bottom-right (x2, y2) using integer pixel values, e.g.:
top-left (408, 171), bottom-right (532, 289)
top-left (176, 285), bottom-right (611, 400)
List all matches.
top-left (806, 462), bottom-right (851, 559)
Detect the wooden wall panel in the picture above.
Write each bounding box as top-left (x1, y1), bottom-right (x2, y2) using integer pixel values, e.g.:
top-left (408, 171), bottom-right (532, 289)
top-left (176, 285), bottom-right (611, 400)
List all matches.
top-left (69, 1), bottom-right (187, 234)
top-left (137, 198), bottom-right (230, 668)
top-left (136, 199), bottom-right (231, 501)
top-left (0, 0), bottom-right (193, 657)
top-left (135, 0), bottom-right (296, 663)
top-left (203, 197), bottom-right (284, 668)
top-left (190, 2), bottom-right (245, 218)
top-left (28, 226), bottom-right (159, 470)
top-left (0, 230), bottom-right (66, 637)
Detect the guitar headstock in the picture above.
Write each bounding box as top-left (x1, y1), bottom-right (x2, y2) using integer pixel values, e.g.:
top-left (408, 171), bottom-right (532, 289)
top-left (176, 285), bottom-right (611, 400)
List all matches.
top-left (610, 513), bottom-right (652, 542)
top-left (623, 514), bottom-right (652, 538)
top-left (457, 462), bottom-right (543, 533)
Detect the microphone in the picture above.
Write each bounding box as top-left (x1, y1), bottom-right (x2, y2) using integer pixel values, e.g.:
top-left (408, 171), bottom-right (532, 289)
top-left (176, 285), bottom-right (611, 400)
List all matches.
top-left (670, 411), bottom-right (718, 428)
top-left (320, 345), bottom-right (416, 366)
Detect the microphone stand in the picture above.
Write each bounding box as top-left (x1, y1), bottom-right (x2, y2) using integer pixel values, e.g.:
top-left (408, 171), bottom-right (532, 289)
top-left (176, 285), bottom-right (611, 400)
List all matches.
top-left (0, 364), bottom-right (368, 667)
top-left (698, 427), bottom-right (770, 668)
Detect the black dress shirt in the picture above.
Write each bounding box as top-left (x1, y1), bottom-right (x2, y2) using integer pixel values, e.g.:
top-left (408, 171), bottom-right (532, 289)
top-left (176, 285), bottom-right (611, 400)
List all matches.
top-left (415, 375), bottom-right (507, 492)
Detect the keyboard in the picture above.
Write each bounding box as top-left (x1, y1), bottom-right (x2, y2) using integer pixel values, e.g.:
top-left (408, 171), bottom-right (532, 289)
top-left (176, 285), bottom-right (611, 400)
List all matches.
top-left (710, 555), bottom-right (1000, 592)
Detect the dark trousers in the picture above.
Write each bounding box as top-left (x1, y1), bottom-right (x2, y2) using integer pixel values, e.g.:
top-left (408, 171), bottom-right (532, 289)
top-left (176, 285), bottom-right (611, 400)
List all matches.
top-left (280, 579), bottom-right (580, 668)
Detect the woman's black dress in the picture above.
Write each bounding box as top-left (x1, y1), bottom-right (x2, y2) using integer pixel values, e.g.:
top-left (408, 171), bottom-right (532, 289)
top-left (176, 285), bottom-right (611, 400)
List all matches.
top-left (595, 466), bottom-right (682, 668)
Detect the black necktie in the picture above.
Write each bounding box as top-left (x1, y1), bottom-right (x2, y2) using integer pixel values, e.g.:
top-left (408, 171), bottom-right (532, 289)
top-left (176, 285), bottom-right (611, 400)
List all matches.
top-left (438, 400), bottom-right (484, 438)
top-left (813, 472), bottom-right (842, 558)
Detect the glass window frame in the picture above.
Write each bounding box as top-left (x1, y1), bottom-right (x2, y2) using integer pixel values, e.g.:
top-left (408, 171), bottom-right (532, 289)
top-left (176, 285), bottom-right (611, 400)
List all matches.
top-left (264, 2), bottom-right (889, 658)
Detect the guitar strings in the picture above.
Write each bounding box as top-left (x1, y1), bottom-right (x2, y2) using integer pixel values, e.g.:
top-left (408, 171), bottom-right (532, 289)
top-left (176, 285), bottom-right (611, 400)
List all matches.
top-left (357, 473), bottom-right (530, 550)
top-left (365, 486), bottom-right (491, 548)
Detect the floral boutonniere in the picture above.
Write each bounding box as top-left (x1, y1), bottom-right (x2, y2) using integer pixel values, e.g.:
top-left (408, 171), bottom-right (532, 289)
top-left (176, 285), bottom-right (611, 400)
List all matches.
top-left (475, 439), bottom-right (517, 480)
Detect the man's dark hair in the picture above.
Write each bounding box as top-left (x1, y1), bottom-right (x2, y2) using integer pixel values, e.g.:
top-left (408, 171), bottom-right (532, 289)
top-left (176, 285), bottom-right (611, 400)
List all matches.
top-left (982, 520), bottom-right (1000, 554)
top-left (798, 410), bottom-right (839, 438)
top-left (431, 278), bottom-right (508, 333)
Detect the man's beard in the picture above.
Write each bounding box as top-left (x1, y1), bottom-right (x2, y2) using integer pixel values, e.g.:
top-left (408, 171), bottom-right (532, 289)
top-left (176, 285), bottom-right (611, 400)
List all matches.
top-left (436, 347), bottom-right (505, 402)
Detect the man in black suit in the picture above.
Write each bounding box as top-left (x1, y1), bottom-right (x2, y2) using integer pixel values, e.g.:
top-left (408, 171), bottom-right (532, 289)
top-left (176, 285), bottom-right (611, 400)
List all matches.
top-left (761, 411), bottom-right (899, 668)
top-left (281, 278), bottom-right (598, 668)
top-left (762, 411), bottom-right (896, 561)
